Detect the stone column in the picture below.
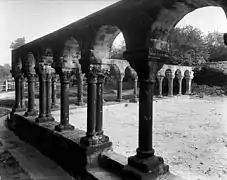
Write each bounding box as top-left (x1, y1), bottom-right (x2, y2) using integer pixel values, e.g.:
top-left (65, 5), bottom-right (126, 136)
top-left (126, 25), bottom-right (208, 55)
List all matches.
top-left (167, 74), bottom-right (174, 97)
top-left (123, 44), bottom-right (169, 179)
top-left (46, 67), bottom-right (55, 121)
top-left (24, 73), bottom-right (37, 116)
top-left (12, 77), bottom-right (21, 112)
top-left (96, 73), bottom-right (105, 136)
top-left (80, 71), bottom-right (97, 145)
top-left (23, 53), bottom-right (37, 117)
top-left (55, 69), bottom-right (74, 131)
top-left (157, 75), bottom-right (164, 98)
top-left (20, 76), bottom-right (26, 109)
top-left (116, 76), bottom-right (123, 102)
top-left (185, 76), bottom-right (192, 95)
top-left (130, 77), bottom-right (138, 103)
top-left (11, 58), bottom-right (26, 113)
top-left (35, 63), bottom-right (47, 123)
top-left (77, 73), bottom-right (85, 106)
top-left (51, 74), bottom-right (58, 108)
top-left (177, 76), bottom-right (183, 95)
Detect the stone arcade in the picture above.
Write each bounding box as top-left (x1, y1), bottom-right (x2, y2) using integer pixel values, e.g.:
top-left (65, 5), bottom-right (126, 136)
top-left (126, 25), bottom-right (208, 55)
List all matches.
top-left (9, 0), bottom-right (227, 180)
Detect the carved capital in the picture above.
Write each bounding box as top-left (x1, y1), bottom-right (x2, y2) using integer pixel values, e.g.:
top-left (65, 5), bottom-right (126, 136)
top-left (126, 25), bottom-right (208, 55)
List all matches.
top-left (59, 68), bottom-right (72, 83)
top-left (23, 52), bottom-right (36, 78)
top-left (12, 57), bottom-right (23, 79)
top-left (88, 64), bottom-right (109, 84)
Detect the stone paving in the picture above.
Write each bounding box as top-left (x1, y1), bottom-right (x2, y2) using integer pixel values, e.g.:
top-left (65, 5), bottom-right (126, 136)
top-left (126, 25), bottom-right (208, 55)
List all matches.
top-left (52, 95), bottom-right (227, 180)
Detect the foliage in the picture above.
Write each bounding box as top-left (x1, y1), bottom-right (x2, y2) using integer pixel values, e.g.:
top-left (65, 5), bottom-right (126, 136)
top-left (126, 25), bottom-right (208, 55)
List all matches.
top-left (168, 25), bottom-right (209, 66)
top-left (110, 40), bottom-right (126, 59)
top-left (10, 37), bottom-right (26, 50)
top-left (204, 31), bottom-right (227, 62)
top-left (0, 64), bottom-right (11, 79)
top-left (109, 25), bottom-right (227, 66)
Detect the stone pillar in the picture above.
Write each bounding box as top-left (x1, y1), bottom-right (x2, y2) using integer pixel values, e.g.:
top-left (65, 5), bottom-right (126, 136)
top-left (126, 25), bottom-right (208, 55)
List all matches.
top-left (51, 74), bottom-right (58, 108)
top-left (55, 69), bottom-right (74, 131)
top-left (5, 80), bottom-right (8, 92)
top-left (12, 77), bottom-right (21, 112)
top-left (80, 64), bottom-right (111, 150)
top-left (167, 74), bottom-right (174, 97)
top-left (46, 67), bottom-right (55, 121)
top-left (11, 58), bottom-right (26, 113)
top-left (80, 71), bottom-right (97, 145)
top-left (116, 76), bottom-right (123, 102)
top-left (96, 73), bottom-right (105, 136)
top-left (122, 43), bottom-right (169, 179)
top-left (130, 77), bottom-right (138, 103)
top-left (35, 63), bottom-right (47, 123)
top-left (185, 76), bottom-right (192, 95)
top-left (77, 73), bottom-right (85, 106)
top-left (177, 76), bottom-right (183, 95)
top-left (157, 75), bottom-right (164, 98)
top-left (24, 53), bottom-right (37, 117)
top-left (24, 73), bottom-right (37, 116)
top-left (20, 76), bottom-right (26, 109)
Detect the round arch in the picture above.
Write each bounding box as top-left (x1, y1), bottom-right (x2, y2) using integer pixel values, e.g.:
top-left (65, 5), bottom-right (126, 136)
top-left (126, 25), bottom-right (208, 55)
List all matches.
top-left (93, 25), bottom-right (126, 61)
top-left (149, 4), bottom-right (227, 40)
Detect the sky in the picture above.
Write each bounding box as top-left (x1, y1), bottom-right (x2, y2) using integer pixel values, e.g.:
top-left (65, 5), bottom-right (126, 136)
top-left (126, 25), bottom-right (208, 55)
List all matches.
top-left (1, 1), bottom-right (227, 66)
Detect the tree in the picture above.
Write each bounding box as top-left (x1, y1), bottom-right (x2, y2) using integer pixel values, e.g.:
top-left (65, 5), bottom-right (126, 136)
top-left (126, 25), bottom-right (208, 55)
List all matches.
top-left (204, 31), bottom-right (227, 62)
top-left (10, 37), bottom-right (26, 50)
top-left (0, 64), bottom-right (11, 79)
top-left (110, 39), bottom-right (126, 59)
top-left (168, 25), bottom-right (209, 66)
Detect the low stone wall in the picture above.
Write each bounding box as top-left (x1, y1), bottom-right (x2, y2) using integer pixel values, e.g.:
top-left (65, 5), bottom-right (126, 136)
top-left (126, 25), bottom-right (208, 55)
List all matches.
top-left (8, 113), bottom-right (112, 179)
top-left (204, 61), bottom-right (227, 74)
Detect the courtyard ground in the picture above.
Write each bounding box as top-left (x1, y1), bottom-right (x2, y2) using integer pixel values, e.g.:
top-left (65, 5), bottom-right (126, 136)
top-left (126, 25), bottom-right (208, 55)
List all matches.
top-left (50, 95), bottom-right (227, 180)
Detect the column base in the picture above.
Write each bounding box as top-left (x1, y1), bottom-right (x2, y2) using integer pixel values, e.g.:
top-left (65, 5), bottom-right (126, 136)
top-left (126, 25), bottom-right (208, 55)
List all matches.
top-left (115, 98), bottom-right (123, 102)
top-left (51, 104), bottom-right (59, 109)
top-left (80, 135), bottom-right (112, 155)
top-left (157, 95), bottom-right (163, 98)
top-left (185, 92), bottom-right (191, 95)
top-left (35, 116), bottom-right (47, 123)
top-left (9, 111), bottom-right (17, 130)
top-left (12, 107), bottom-right (27, 113)
top-left (46, 115), bottom-right (55, 122)
top-left (129, 98), bottom-right (138, 103)
top-left (54, 123), bottom-right (74, 132)
top-left (167, 94), bottom-right (173, 97)
top-left (24, 110), bottom-right (37, 117)
top-left (75, 101), bottom-right (85, 106)
top-left (122, 155), bottom-right (169, 180)
top-left (177, 94), bottom-right (182, 96)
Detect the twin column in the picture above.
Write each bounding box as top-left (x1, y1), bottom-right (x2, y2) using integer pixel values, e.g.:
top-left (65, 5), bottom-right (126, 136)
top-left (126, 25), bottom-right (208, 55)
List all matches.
top-left (80, 67), bottom-right (109, 146)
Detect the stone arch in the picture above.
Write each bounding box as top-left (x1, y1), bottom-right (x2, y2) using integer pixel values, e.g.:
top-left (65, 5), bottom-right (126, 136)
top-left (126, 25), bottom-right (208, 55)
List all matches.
top-left (110, 64), bottom-right (122, 81)
top-left (150, 4), bottom-right (226, 41)
top-left (124, 66), bottom-right (137, 80)
top-left (93, 25), bottom-right (125, 62)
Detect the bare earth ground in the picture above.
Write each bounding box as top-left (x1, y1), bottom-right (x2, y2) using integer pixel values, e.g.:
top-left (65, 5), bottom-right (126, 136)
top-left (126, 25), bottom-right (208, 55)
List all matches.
top-left (51, 95), bottom-right (227, 180)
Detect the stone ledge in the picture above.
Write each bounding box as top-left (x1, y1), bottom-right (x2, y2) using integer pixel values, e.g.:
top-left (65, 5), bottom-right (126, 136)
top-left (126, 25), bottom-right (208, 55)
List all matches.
top-left (8, 113), bottom-right (112, 179)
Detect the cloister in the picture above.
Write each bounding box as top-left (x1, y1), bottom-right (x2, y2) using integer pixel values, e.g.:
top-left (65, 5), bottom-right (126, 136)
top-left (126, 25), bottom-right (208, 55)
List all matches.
top-left (9, 0), bottom-right (227, 180)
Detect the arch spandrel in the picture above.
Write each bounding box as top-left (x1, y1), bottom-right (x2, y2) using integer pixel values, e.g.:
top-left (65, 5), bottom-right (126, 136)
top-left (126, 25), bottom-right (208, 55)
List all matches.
top-left (55, 37), bottom-right (82, 70)
top-left (150, 1), bottom-right (223, 40)
top-left (93, 25), bottom-right (127, 62)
